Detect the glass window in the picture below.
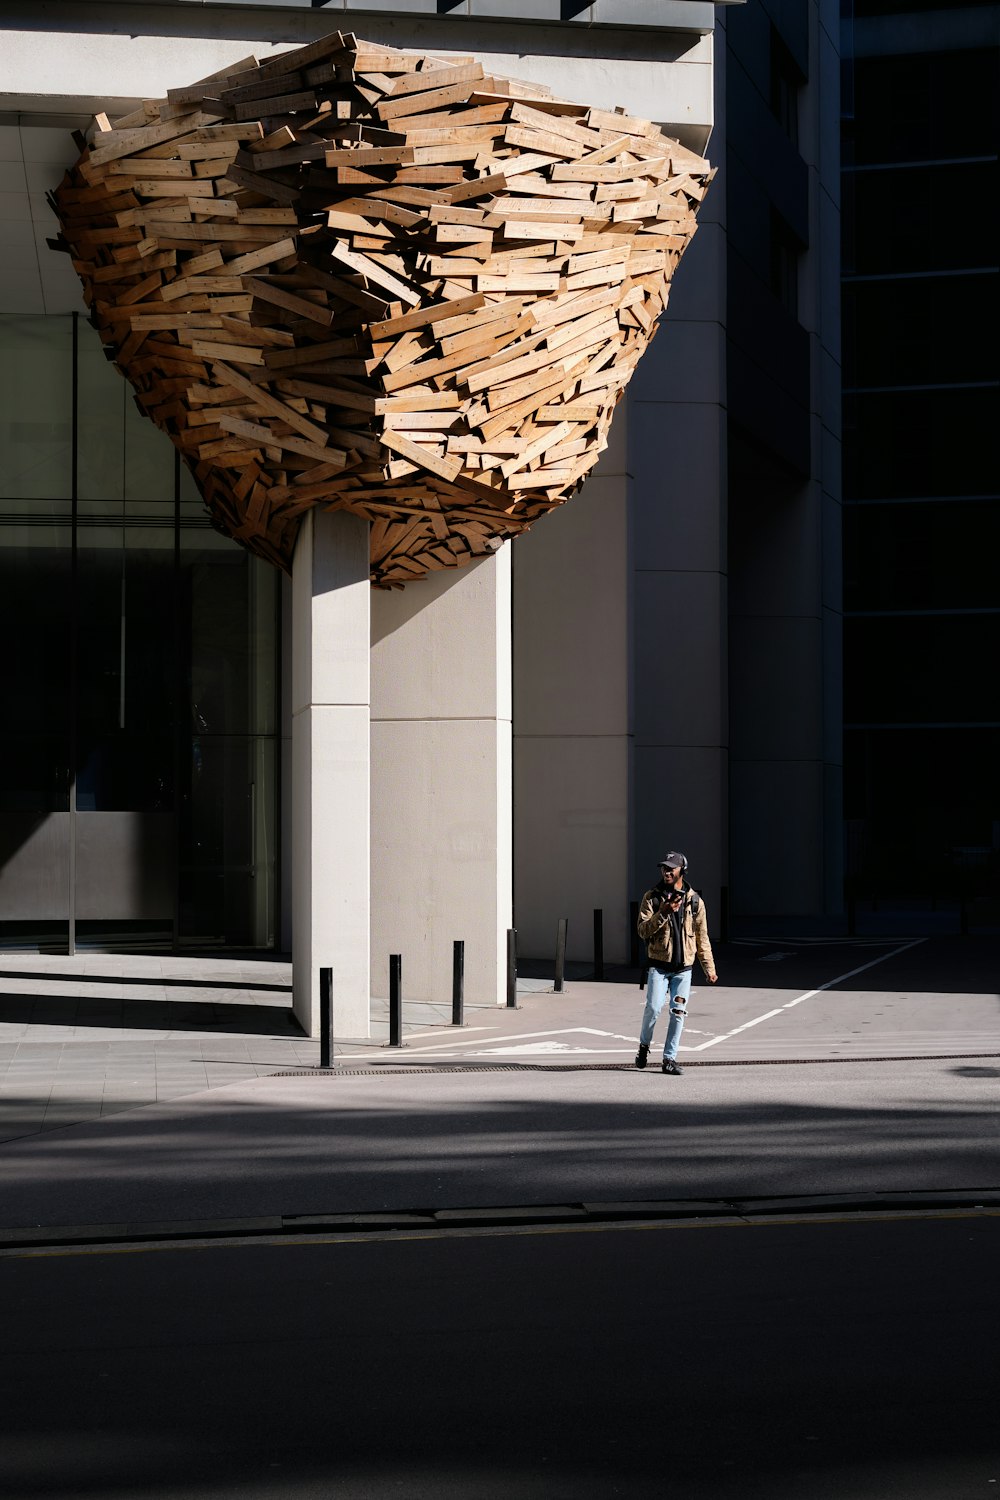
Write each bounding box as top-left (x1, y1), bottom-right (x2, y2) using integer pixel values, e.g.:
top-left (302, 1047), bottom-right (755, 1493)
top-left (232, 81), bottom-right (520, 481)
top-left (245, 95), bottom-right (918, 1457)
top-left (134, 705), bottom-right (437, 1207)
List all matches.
top-left (845, 500), bottom-right (999, 613)
top-left (844, 274), bottom-right (997, 388)
top-left (846, 162), bottom-right (998, 276)
top-left (0, 318), bottom-right (73, 500)
top-left (845, 614), bottom-right (1000, 723)
top-left (0, 313), bottom-right (281, 949)
top-left (851, 49), bottom-right (998, 166)
top-left (844, 387), bottom-right (997, 500)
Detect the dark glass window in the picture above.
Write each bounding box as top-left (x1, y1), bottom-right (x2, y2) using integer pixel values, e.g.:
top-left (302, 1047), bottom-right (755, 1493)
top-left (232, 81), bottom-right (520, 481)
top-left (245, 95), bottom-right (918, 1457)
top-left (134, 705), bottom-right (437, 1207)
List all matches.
top-left (0, 314), bottom-right (280, 950)
top-left (770, 26), bottom-right (803, 147)
top-left (845, 162), bottom-right (998, 276)
top-left (843, 273), bottom-right (998, 387)
top-left (844, 500), bottom-right (1000, 612)
top-left (851, 48), bottom-right (998, 165)
top-left (844, 386), bottom-right (997, 499)
top-left (844, 614), bottom-right (1000, 724)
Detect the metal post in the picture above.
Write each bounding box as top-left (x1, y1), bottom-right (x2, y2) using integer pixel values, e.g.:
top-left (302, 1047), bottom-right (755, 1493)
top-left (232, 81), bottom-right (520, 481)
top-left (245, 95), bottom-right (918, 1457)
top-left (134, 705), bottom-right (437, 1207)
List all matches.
top-left (506, 928), bottom-right (518, 1008)
top-left (452, 939), bottom-right (465, 1025)
top-left (554, 917), bottom-right (568, 993)
top-left (319, 966), bottom-right (333, 1068)
top-left (629, 901), bottom-right (639, 967)
top-left (593, 908), bottom-right (604, 981)
top-left (389, 954), bottom-right (402, 1046)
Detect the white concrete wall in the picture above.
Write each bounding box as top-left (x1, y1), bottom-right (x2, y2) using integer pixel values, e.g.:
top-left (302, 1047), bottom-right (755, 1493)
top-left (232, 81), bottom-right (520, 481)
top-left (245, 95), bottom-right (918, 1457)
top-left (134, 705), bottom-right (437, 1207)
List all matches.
top-left (371, 550), bottom-right (512, 1007)
top-left (292, 511), bottom-right (370, 1037)
top-left (512, 435), bottom-right (630, 965)
top-left (511, 42), bottom-right (724, 961)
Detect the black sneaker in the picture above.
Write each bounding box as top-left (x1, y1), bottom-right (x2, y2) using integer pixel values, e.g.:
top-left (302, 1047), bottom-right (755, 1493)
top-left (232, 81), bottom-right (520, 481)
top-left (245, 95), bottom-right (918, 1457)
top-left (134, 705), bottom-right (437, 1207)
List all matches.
top-left (635, 1044), bottom-right (649, 1069)
top-left (661, 1058), bottom-right (684, 1075)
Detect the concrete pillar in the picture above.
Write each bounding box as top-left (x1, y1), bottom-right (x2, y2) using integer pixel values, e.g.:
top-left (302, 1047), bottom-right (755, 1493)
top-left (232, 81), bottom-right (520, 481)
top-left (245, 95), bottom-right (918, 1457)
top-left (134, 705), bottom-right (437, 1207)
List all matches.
top-left (291, 510), bottom-right (370, 1038)
top-left (370, 549), bottom-right (512, 1008)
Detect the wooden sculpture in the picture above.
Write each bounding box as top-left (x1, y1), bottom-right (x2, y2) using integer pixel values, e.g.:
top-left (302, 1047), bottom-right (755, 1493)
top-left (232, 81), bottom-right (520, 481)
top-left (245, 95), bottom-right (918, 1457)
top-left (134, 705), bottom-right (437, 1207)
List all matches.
top-left (51, 31), bottom-right (712, 587)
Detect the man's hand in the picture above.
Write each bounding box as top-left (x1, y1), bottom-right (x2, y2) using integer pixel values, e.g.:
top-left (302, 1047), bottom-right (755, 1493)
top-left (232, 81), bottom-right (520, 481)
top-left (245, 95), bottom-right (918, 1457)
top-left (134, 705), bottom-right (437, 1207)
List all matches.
top-left (707, 974), bottom-right (718, 983)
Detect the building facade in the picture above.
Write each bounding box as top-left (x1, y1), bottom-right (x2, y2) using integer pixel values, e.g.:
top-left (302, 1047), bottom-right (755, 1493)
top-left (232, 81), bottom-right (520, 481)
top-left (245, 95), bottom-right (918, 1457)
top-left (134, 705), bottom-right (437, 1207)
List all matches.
top-left (1, 1), bottom-right (850, 1021)
top-left (841, 0), bottom-right (999, 909)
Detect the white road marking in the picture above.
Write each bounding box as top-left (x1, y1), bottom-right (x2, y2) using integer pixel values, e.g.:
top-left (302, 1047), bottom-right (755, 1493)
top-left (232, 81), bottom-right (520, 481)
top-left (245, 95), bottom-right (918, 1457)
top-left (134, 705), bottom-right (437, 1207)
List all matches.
top-left (333, 1027), bottom-right (644, 1062)
top-left (688, 938), bottom-right (928, 1052)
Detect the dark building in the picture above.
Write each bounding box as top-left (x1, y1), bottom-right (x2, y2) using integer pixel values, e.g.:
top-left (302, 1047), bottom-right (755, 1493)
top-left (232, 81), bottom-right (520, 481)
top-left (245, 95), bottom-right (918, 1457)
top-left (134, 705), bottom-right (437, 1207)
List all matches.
top-left (841, 0), bottom-right (999, 911)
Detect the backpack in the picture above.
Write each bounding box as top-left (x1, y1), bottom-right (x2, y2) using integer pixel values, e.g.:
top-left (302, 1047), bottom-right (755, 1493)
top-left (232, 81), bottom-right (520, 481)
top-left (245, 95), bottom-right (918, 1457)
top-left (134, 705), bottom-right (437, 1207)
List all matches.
top-left (638, 888), bottom-right (700, 988)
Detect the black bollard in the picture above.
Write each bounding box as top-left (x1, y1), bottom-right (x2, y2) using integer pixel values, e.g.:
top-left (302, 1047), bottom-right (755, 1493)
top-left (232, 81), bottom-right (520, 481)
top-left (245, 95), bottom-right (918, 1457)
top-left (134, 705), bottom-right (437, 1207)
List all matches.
top-left (554, 917), bottom-right (568, 993)
top-left (452, 939), bottom-right (465, 1025)
top-left (319, 966), bottom-right (333, 1068)
top-left (389, 953), bottom-right (402, 1047)
top-left (629, 901), bottom-right (640, 967)
top-left (593, 907), bottom-right (604, 981)
top-left (506, 928), bottom-right (518, 1008)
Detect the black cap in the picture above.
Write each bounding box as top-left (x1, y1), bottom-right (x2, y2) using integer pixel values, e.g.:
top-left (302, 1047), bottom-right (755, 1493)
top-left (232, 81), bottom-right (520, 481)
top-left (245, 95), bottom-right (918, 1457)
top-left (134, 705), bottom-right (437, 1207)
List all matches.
top-left (659, 851), bottom-right (688, 871)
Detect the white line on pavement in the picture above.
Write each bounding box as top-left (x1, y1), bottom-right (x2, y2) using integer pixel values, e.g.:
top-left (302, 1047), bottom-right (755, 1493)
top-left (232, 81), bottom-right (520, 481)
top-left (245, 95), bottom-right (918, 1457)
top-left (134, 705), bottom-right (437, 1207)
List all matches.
top-left (687, 938), bottom-right (928, 1052)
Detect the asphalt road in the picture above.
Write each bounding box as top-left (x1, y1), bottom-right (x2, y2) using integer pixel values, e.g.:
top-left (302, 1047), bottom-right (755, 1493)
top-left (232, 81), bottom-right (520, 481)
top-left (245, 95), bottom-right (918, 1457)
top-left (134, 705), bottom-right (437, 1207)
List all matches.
top-left (1, 1211), bottom-right (997, 1499)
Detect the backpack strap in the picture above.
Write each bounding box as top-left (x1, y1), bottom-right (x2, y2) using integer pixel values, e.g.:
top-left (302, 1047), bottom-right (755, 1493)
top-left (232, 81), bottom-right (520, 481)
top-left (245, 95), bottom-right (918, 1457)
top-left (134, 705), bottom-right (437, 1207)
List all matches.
top-left (688, 889), bottom-right (701, 917)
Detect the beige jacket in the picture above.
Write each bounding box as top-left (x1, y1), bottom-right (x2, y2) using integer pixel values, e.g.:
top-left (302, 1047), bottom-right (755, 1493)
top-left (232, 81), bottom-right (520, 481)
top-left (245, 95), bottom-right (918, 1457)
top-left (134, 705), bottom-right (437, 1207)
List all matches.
top-left (637, 884), bottom-right (716, 979)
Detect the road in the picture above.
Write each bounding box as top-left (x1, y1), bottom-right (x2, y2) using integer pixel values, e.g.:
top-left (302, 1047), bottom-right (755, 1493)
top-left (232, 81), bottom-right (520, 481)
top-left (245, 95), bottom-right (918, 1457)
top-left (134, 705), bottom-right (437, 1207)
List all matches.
top-left (1, 1210), bottom-right (997, 1499)
top-left (0, 933), bottom-right (997, 1497)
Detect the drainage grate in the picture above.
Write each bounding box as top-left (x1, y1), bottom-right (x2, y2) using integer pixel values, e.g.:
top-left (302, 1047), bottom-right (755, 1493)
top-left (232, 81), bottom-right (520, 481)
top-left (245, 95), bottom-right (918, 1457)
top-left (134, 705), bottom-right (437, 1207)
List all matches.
top-left (268, 1051), bottom-right (1000, 1078)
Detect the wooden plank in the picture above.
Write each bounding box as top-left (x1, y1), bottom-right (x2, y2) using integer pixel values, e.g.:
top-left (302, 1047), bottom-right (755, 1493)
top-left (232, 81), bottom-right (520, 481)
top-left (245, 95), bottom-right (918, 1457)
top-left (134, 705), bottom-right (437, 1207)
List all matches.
top-left (323, 145), bottom-right (415, 168)
top-left (386, 62), bottom-right (485, 99)
top-left (264, 338), bottom-right (359, 368)
top-left (503, 124), bottom-right (586, 161)
top-left (245, 276), bottom-right (335, 326)
top-left (377, 80), bottom-right (481, 121)
top-left (218, 414), bottom-right (345, 467)
top-left (223, 237), bottom-right (297, 276)
top-left (476, 271), bottom-right (560, 292)
top-left (212, 360), bottom-right (333, 445)
top-left (381, 430), bottom-right (462, 484)
top-left (329, 242), bottom-right (421, 306)
top-left (232, 91), bottom-right (316, 122)
top-left (191, 339), bottom-right (265, 365)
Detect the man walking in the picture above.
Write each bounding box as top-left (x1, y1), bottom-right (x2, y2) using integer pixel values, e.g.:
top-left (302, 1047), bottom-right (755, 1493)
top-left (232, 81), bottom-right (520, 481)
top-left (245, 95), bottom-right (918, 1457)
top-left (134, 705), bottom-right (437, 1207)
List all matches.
top-left (635, 852), bottom-right (717, 1075)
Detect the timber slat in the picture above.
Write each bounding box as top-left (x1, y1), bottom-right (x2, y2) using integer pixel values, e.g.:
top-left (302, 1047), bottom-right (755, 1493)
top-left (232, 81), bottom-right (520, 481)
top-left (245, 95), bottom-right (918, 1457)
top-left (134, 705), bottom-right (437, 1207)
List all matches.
top-left (55, 30), bottom-right (710, 586)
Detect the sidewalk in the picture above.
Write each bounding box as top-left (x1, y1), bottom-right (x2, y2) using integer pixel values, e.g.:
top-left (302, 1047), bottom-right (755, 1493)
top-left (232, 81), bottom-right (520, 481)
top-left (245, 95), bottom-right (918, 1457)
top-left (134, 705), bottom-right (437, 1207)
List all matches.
top-left (2, 934), bottom-right (998, 1146)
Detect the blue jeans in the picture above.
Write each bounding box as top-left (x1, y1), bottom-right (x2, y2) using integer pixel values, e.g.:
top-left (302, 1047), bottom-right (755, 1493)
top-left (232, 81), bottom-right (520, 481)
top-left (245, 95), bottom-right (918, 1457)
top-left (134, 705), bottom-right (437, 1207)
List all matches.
top-left (639, 967), bottom-right (693, 1060)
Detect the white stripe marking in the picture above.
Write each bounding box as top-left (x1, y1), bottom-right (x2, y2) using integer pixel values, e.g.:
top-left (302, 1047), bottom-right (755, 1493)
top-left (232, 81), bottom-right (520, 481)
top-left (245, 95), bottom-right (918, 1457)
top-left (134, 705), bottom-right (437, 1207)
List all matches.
top-left (687, 938), bottom-right (927, 1052)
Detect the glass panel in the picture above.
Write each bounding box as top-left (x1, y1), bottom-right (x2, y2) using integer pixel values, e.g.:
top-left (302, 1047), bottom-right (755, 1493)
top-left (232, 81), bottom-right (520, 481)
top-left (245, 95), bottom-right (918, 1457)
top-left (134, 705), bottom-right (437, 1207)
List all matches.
top-left (0, 317), bottom-right (73, 500)
top-left (844, 388), bottom-right (997, 500)
top-left (844, 274), bottom-right (997, 388)
top-left (76, 327), bottom-right (125, 503)
top-left (845, 500), bottom-right (999, 613)
top-left (76, 534), bottom-right (175, 812)
top-left (845, 615), bottom-right (1000, 724)
top-left (847, 162), bottom-right (997, 276)
top-left (178, 735), bottom-right (276, 949)
top-left (852, 49), bottom-right (998, 166)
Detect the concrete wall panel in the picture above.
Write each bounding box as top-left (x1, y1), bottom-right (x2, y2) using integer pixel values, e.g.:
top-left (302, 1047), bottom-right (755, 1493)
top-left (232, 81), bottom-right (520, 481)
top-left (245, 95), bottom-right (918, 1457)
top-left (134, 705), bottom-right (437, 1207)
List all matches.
top-left (514, 734), bottom-right (630, 964)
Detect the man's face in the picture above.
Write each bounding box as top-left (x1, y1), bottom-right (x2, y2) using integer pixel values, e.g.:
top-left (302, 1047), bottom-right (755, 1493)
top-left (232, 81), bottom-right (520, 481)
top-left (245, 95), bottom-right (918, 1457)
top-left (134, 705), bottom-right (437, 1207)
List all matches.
top-left (660, 864), bottom-right (683, 888)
